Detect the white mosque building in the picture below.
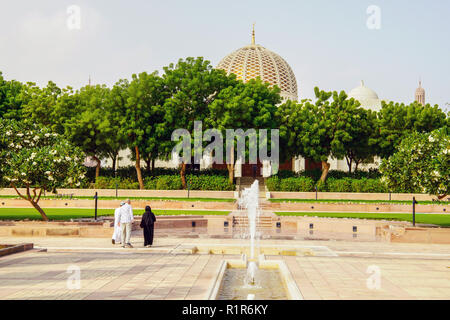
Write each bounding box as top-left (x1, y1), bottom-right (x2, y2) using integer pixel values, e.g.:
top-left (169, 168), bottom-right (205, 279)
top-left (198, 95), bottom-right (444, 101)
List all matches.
top-left (99, 27), bottom-right (390, 175)
top-left (214, 27), bottom-right (382, 174)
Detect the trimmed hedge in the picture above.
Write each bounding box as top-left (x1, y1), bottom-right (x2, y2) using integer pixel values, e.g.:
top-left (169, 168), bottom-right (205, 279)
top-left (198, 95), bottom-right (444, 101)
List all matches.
top-left (266, 176), bottom-right (315, 192)
top-left (267, 176), bottom-right (388, 193)
top-left (275, 169), bottom-right (382, 180)
top-left (85, 166), bottom-right (229, 182)
top-left (92, 174), bottom-right (234, 191)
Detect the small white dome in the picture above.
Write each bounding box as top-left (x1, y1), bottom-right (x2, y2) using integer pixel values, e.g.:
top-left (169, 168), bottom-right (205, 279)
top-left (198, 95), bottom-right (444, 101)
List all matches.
top-left (348, 80), bottom-right (381, 111)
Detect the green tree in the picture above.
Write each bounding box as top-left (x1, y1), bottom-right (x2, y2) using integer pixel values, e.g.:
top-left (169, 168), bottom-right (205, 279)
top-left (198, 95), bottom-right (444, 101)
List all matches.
top-left (0, 120), bottom-right (86, 220)
top-left (21, 81), bottom-right (69, 133)
top-left (342, 107), bottom-right (379, 173)
top-left (162, 57), bottom-right (235, 188)
top-left (0, 71), bottom-right (27, 120)
top-left (63, 84), bottom-right (115, 178)
top-left (376, 101), bottom-right (447, 159)
top-left (123, 72), bottom-right (168, 189)
top-left (108, 79), bottom-right (130, 172)
top-left (208, 78), bottom-right (281, 183)
top-left (278, 88), bottom-right (360, 182)
top-left (380, 128), bottom-right (449, 199)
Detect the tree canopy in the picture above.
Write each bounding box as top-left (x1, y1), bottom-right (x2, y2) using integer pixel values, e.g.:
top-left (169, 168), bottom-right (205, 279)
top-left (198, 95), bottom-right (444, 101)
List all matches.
top-left (380, 128), bottom-right (449, 199)
top-left (278, 88), bottom-right (361, 182)
top-left (0, 119), bottom-right (86, 220)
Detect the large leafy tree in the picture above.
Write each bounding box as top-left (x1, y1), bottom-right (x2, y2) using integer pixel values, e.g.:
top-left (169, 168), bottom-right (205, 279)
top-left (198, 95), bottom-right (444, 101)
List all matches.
top-left (21, 81), bottom-right (79, 135)
top-left (208, 78), bottom-right (281, 183)
top-left (108, 79), bottom-right (130, 172)
top-left (342, 107), bottom-right (379, 173)
top-left (0, 120), bottom-right (86, 220)
top-left (162, 57), bottom-right (235, 188)
top-left (380, 128), bottom-right (449, 199)
top-left (0, 71), bottom-right (27, 120)
top-left (376, 101), bottom-right (447, 158)
top-left (122, 72), bottom-right (169, 189)
top-left (63, 84), bottom-right (116, 178)
top-left (278, 88), bottom-right (361, 182)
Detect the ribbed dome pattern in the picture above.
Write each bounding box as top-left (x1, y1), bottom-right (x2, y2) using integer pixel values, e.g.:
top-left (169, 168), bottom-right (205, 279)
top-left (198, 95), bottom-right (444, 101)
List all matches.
top-left (217, 43), bottom-right (298, 101)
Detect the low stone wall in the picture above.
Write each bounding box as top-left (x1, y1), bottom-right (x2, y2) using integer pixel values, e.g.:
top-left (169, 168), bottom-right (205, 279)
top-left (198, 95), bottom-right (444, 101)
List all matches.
top-left (269, 191), bottom-right (442, 201)
top-left (383, 226), bottom-right (450, 244)
top-left (0, 188), bottom-right (235, 199)
top-left (268, 202), bottom-right (448, 214)
top-left (0, 243), bottom-right (34, 257)
top-left (0, 199), bottom-right (237, 211)
top-left (0, 221), bottom-right (113, 238)
top-left (0, 216), bottom-right (211, 238)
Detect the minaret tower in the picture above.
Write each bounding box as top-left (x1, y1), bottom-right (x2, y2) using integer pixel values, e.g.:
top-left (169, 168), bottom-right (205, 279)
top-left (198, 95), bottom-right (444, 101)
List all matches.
top-left (415, 80), bottom-right (425, 105)
top-left (251, 23), bottom-right (255, 45)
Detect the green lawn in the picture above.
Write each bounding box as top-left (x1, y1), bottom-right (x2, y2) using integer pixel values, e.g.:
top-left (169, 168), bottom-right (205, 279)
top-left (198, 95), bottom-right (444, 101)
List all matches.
top-left (0, 208), bottom-right (230, 221)
top-left (269, 198), bottom-right (449, 205)
top-left (275, 212), bottom-right (450, 227)
top-left (0, 195), bottom-right (235, 202)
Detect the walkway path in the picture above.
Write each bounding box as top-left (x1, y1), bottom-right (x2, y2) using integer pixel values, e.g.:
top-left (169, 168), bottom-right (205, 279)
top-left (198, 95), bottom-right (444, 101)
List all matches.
top-left (0, 235), bottom-right (449, 300)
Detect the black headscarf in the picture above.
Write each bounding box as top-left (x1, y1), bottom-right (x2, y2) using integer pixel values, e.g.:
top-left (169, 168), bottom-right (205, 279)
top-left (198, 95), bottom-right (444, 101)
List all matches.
top-left (140, 206), bottom-right (156, 227)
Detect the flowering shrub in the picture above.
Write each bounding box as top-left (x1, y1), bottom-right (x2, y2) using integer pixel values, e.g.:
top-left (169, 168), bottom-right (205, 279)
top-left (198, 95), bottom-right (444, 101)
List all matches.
top-left (0, 120), bottom-right (87, 220)
top-left (380, 128), bottom-right (449, 198)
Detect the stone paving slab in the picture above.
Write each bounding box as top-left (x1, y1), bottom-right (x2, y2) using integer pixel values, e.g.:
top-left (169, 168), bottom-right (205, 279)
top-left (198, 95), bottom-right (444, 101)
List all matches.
top-left (0, 235), bottom-right (449, 300)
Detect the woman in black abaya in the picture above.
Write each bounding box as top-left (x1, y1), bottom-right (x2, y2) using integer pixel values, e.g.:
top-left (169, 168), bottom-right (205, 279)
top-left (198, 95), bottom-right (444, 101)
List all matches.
top-left (140, 206), bottom-right (156, 247)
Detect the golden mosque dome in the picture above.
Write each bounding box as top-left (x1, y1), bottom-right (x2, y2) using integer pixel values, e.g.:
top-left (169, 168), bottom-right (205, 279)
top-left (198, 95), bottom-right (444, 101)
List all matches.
top-left (216, 26), bottom-right (298, 101)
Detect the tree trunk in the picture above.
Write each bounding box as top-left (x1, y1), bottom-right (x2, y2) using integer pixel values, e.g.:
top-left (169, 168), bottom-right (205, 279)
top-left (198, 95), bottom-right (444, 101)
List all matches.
top-left (145, 158), bottom-right (151, 173)
top-left (345, 156), bottom-right (352, 174)
top-left (354, 161), bottom-right (360, 172)
top-left (30, 200), bottom-right (49, 221)
top-left (111, 153), bottom-right (117, 172)
top-left (437, 194), bottom-right (447, 200)
top-left (320, 161), bottom-right (330, 183)
top-left (152, 159), bottom-right (155, 171)
top-left (180, 162), bottom-right (187, 189)
top-left (135, 146), bottom-right (145, 190)
top-left (12, 185), bottom-right (48, 221)
top-left (92, 156), bottom-right (101, 178)
top-left (227, 163), bottom-right (234, 184)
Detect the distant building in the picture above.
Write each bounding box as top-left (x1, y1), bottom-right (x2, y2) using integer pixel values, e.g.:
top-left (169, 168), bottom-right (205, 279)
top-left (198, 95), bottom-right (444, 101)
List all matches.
top-left (216, 24), bottom-right (298, 102)
top-left (415, 80), bottom-right (426, 105)
top-left (348, 80), bottom-right (382, 112)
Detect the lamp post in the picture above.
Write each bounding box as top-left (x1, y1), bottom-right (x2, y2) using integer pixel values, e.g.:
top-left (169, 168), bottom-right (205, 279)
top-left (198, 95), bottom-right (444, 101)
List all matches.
top-left (94, 192), bottom-right (98, 221)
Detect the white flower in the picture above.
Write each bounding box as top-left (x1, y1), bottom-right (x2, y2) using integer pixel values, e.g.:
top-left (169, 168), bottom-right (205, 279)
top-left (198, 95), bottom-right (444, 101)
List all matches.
top-left (30, 153), bottom-right (36, 159)
top-left (21, 172), bottom-right (26, 176)
top-left (65, 156), bottom-right (72, 161)
top-left (6, 131), bottom-right (11, 136)
top-left (45, 171), bottom-right (51, 175)
top-left (75, 182), bottom-right (81, 187)
top-left (33, 136), bottom-right (39, 141)
top-left (428, 136), bottom-right (435, 143)
top-left (17, 133), bottom-right (23, 137)
top-left (45, 133), bottom-right (51, 137)
top-left (48, 176), bottom-right (54, 181)
top-left (67, 177), bottom-right (73, 184)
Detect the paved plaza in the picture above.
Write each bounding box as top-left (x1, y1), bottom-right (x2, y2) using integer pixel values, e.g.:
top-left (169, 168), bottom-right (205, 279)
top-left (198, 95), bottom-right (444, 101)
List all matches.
top-left (0, 233), bottom-right (449, 300)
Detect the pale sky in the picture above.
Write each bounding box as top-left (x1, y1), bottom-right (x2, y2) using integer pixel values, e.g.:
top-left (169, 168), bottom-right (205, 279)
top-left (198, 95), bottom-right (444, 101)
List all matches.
top-left (0, 0), bottom-right (449, 108)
